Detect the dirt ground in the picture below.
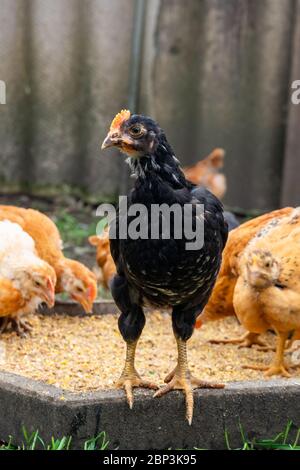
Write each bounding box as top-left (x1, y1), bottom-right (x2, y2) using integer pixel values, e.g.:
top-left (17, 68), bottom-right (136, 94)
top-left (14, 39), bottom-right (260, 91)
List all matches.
top-left (0, 194), bottom-right (297, 393)
top-left (0, 312), bottom-right (299, 393)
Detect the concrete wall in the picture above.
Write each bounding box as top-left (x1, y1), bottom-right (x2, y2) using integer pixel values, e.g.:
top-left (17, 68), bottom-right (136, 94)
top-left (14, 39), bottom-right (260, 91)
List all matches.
top-left (0, 0), bottom-right (299, 210)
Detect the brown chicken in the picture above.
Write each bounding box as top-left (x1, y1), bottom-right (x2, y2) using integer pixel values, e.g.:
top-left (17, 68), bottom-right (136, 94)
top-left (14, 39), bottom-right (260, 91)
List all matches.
top-left (198, 207), bottom-right (293, 347)
top-left (183, 148), bottom-right (226, 199)
top-left (233, 208), bottom-right (300, 376)
top-left (89, 228), bottom-right (116, 289)
top-left (0, 220), bottom-right (56, 335)
top-left (0, 206), bottom-right (97, 313)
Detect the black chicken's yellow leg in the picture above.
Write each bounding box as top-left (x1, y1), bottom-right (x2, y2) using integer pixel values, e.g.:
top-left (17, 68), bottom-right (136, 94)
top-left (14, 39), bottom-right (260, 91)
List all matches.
top-left (154, 337), bottom-right (224, 425)
top-left (210, 331), bottom-right (272, 350)
top-left (111, 275), bottom-right (158, 409)
top-left (115, 340), bottom-right (158, 409)
top-left (243, 330), bottom-right (291, 377)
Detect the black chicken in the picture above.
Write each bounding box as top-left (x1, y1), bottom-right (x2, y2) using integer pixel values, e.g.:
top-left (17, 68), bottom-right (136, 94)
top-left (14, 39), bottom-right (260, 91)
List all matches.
top-left (101, 110), bottom-right (228, 424)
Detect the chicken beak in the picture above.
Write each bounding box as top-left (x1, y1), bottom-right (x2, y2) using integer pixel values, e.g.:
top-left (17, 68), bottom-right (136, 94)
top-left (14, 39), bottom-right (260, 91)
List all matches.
top-left (101, 133), bottom-right (117, 150)
top-left (82, 298), bottom-right (94, 314)
top-left (72, 286), bottom-right (96, 314)
top-left (87, 283), bottom-right (97, 303)
top-left (73, 295), bottom-right (94, 314)
top-left (43, 278), bottom-right (55, 308)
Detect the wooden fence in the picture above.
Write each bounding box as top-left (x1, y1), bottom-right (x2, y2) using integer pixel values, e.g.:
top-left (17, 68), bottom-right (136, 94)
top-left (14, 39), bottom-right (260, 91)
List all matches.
top-left (0, 0), bottom-right (299, 211)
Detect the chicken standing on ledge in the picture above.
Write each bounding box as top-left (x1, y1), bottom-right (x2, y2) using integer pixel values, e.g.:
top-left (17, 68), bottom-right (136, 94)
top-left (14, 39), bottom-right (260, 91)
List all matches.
top-left (0, 220), bottom-right (56, 335)
top-left (0, 207), bottom-right (97, 315)
top-left (101, 110), bottom-right (227, 424)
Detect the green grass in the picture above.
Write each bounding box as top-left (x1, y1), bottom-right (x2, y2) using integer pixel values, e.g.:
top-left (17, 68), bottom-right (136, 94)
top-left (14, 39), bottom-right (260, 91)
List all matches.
top-left (2, 422), bottom-right (300, 450)
top-left (0, 427), bottom-right (109, 451)
top-left (219, 421), bottom-right (300, 451)
top-left (55, 212), bottom-right (97, 246)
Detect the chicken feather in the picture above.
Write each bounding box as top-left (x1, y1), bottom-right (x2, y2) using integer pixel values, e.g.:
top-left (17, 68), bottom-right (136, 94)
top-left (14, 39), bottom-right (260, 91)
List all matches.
top-left (0, 206), bottom-right (97, 313)
top-left (0, 220), bottom-right (56, 335)
top-left (233, 208), bottom-right (300, 376)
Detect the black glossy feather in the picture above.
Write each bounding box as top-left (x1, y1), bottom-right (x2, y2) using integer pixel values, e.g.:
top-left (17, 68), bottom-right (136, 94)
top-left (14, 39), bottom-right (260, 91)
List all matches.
top-left (109, 115), bottom-right (228, 341)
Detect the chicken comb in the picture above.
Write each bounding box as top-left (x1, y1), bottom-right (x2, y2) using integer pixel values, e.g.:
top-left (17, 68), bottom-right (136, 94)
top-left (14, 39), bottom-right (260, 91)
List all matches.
top-left (110, 109), bottom-right (131, 131)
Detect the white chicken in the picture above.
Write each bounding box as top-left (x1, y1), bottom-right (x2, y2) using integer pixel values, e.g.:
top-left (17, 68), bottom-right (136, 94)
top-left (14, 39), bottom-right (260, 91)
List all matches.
top-left (0, 220), bottom-right (56, 335)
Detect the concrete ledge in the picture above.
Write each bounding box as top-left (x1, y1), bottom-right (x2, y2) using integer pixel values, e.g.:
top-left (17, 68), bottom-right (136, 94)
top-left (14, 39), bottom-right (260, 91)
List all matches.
top-left (4, 302), bottom-right (300, 448)
top-left (0, 370), bottom-right (300, 449)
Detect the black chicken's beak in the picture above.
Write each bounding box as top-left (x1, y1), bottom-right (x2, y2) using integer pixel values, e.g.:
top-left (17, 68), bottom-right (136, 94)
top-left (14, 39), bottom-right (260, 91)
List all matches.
top-left (101, 133), bottom-right (118, 150)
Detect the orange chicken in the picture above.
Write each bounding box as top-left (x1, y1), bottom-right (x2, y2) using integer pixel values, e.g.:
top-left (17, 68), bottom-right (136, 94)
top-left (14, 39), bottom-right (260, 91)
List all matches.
top-left (233, 209), bottom-right (300, 376)
top-left (0, 206), bottom-right (97, 313)
top-left (89, 229), bottom-right (116, 289)
top-left (183, 148), bottom-right (227, 199)
top-left (0, 220), bottom-right (56, 335)
top-left (198, 207), bottom-right (293, 347)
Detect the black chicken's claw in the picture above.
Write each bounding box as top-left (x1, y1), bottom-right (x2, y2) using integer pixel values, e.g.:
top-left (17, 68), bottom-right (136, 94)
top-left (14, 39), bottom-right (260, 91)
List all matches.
top-left (124, 380), bottom-right (134, 409)
top-left (164, 366), bottom-right (177, 383)
top-left (116, 372), bottom-right (158, 409)
top-left (154, 372), bottom-right (224, 425)
top-left (154, 373), bottom-right (194, 425)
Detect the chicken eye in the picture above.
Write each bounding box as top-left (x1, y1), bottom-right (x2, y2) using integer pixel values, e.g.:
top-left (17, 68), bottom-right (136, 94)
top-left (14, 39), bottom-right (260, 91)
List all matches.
top-left (76, 286), bottom-right (85, 293)
top-left (34, 280), bottom-right (42, 287)
top-left (129, 125), bottom-right (143, 137)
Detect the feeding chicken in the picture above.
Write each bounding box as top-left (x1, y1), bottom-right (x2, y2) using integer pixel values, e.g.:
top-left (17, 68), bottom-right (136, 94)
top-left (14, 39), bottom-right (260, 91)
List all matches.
top-left (101, 110), bottom-right (228, 424)
top-left (0, 206), bottom-right (97, 314)
top-left (183, 148), bottom-right (227, 199)
top-left (89, 229), bottom-right (116, 289)
top-left (198, 207), bottom-right (293, 347)
top-left (232, 209), bottom-right (300, 376)
top-left (0, 220), bottom-right (56, 335)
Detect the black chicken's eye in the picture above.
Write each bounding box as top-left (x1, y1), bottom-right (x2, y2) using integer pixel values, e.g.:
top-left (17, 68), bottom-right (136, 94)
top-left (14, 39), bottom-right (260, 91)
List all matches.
top-left (129, 125), bottom-right (143, 137)
top-left (265, 262), bottom-right (270, 268)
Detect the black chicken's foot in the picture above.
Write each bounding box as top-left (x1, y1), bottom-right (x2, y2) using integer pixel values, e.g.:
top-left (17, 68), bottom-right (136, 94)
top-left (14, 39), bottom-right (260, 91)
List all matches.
top-left (116, 341), bottom-right (158, 408)
top-left (154, 338), bottom-right (224, 425)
